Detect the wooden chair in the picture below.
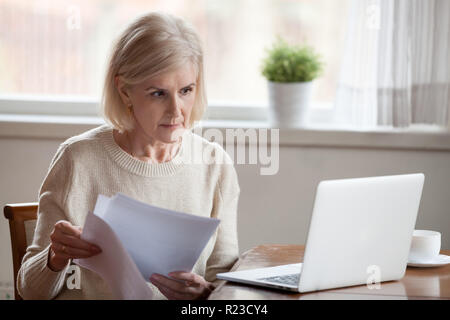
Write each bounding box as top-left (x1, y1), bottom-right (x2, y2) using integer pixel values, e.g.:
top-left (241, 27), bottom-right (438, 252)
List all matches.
top-left (3, 203), bottom-right (38, 300)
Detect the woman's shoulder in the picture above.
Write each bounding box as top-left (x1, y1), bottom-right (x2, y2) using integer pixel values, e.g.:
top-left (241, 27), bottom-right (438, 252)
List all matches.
top-left (48, 124), bottom-right (112, 165)
top-left (60, 124), bottom-right (111, 151)
top-left (63, 123), bottom-right (111, 145)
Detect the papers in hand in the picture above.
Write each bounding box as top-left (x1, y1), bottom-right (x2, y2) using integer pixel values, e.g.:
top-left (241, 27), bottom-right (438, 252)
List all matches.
top-left (74, 193), bottom-right (220, 300)
top-left (74, 209), bottom-right (152, 299)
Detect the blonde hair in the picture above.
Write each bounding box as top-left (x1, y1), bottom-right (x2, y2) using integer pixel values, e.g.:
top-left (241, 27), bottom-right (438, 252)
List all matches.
top-left (101, 12), bottom-right (207, 133)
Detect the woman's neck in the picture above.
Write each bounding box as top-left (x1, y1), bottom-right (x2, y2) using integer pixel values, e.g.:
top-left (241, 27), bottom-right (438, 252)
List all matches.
top-left (113, 129), bottom-right (182, 163)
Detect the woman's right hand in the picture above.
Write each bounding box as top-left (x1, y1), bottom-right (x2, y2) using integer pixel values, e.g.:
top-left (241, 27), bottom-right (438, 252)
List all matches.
top-left (47, 220), bottom-right (102, 272)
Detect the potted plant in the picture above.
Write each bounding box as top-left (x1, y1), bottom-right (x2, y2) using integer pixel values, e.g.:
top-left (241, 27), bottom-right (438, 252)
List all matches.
top-left (261, 37), bottom-right (324, 128)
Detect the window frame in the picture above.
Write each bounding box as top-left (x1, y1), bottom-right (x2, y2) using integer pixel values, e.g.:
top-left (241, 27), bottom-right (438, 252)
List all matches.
top-left (0, 94), bottom-right (336, 125)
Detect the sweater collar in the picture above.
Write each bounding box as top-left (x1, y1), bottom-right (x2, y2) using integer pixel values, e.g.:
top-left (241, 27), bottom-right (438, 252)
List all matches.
top-left (101, 125), bottom-right (189, 177)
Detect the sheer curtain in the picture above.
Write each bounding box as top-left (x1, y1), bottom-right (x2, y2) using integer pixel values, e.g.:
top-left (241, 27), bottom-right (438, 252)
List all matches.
top-left (335, 0), bottom-right (450, 128)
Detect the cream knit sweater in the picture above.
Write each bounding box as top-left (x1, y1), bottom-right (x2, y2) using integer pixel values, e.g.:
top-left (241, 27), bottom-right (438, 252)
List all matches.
top-left (17, 124), bottom-right (240, 300)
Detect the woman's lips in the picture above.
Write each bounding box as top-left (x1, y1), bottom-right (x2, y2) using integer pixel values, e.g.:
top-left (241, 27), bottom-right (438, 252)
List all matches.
top-left (160, 123), bottom-right (181, 129)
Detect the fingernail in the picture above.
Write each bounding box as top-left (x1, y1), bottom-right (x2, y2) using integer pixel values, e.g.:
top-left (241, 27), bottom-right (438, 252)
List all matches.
top-left (91, 245), bottom-right (101, 252)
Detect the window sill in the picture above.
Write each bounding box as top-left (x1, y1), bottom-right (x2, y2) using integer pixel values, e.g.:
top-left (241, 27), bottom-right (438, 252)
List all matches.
top-left (0, 114), bottom-right (449, 151)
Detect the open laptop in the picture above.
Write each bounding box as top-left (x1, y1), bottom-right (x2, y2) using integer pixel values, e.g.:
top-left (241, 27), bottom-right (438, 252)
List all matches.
top-left (217, 173), bottom-right (425, 293)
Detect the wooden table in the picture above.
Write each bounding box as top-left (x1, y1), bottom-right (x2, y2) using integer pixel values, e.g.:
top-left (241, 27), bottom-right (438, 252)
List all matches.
top-left (209, 244), bottom-right (450, 300)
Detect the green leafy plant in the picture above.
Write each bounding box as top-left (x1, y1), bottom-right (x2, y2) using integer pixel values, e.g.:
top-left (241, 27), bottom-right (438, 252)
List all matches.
top-left (261, 37), bottom-right (324, 83)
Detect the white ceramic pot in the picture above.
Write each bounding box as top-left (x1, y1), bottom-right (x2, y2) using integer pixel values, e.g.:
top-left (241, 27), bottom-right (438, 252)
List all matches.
top-left (267, 81), bottom-right (313, 128)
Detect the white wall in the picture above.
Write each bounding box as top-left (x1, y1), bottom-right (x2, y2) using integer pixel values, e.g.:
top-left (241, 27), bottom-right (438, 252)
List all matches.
top-left (235, 145), bottom-right (450, 251)
top-left (1, 126), bottom-right (450, 290)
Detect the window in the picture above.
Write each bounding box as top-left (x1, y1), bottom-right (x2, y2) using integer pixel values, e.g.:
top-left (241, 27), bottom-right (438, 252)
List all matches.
top-left (0, 0), bottom-right (350, 118)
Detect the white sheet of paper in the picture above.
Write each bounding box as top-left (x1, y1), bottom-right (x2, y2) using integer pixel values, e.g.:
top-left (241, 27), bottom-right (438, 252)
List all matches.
top-left (100, 193), bottom-right (221, 280)
top-left (74, 193), bottom-right (220, 299)
top-left (74, 210), bottom-right (153, 300)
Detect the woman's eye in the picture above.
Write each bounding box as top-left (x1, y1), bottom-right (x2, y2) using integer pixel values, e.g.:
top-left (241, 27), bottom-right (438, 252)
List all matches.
top-left (181, 87), bottom-right (193, 95)
top-left (149, 88), bottom-right (193, 98)
top-left (150, 91), bottom-right (165, 97)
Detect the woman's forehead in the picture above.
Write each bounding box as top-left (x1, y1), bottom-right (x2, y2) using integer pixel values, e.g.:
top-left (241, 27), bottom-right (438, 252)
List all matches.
top-left (142, 64), bottom-right (197, 89)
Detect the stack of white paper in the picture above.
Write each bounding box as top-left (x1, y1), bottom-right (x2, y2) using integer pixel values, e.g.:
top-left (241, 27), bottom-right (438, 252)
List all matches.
top-left (74, 193), bottom-right (220, 300)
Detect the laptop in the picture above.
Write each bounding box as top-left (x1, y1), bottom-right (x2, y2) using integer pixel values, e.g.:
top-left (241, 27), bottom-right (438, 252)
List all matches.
top-left (217, 173), bottom-right (425, 293)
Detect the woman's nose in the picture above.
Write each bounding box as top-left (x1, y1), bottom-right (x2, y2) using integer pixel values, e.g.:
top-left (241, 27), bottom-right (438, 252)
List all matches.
top-left (167, 96), bottom-right (182, 117)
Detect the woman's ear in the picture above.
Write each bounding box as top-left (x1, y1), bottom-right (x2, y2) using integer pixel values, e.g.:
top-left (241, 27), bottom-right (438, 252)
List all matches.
top-left (115, 75), bottom-right (132, 106)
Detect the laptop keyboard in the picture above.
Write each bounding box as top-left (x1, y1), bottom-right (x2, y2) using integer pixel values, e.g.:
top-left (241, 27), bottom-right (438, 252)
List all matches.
top-left (258, 273), bottom-right (300, 287)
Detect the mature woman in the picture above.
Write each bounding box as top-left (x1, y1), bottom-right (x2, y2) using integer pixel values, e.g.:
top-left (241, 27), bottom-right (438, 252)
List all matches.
top-left (17, 12), bottom-right (240, 300)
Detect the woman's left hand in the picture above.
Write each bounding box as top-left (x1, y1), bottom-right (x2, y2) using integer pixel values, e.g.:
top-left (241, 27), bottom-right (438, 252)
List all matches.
top-left (150, 271), bottom-right (215, 300)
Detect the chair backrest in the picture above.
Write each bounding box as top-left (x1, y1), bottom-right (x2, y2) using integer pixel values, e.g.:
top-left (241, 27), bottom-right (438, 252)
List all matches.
top-left (3, 203), bottom-right (38, 300)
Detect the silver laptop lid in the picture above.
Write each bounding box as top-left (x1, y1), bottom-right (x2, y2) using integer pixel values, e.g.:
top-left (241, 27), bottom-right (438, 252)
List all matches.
top-left (298, 173), bottom-right (424, 293)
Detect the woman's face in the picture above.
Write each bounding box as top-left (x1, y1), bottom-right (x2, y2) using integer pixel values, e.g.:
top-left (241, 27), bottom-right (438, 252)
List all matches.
top-left (117, 63), bottom-right (197, 144)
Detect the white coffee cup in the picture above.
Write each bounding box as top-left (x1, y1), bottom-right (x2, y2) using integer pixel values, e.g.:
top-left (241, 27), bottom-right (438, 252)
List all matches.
top-left (408, 230), bottom-right (441, 262)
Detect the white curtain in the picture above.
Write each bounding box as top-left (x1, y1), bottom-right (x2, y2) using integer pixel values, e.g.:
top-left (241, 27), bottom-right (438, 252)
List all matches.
top-left (335, 0), bottom-right (450, 128)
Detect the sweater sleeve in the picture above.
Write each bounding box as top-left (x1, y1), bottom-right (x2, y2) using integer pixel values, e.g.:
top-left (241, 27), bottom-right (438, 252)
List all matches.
top-left (205, 154), bottom-right (241, 286)
top-left (17, 143), bottom-right (74, 300)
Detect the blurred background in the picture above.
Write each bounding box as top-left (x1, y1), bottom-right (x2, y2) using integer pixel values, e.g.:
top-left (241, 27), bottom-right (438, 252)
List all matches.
top-left (0, 0), bottom-right (349, 107)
